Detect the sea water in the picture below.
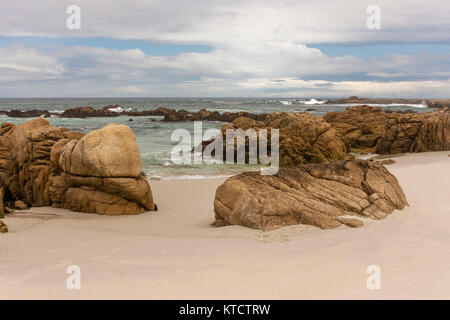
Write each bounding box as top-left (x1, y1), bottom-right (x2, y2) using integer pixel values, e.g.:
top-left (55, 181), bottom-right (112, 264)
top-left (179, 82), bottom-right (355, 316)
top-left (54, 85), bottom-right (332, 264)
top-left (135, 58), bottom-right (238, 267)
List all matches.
top-left (0, 97), bottom-right (429, 179)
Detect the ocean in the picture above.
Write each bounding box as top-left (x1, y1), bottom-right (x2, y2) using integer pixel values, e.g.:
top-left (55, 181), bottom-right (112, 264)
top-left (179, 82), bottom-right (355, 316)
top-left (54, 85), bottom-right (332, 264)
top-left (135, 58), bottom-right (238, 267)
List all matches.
top-left (0, 98), bottom-right (429, 180)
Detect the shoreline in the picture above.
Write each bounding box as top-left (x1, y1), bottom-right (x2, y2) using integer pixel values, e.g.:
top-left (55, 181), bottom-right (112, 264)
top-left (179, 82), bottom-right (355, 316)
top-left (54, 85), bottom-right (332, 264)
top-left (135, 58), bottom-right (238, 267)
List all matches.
top-left (1, 151), bottom-right (449, 299)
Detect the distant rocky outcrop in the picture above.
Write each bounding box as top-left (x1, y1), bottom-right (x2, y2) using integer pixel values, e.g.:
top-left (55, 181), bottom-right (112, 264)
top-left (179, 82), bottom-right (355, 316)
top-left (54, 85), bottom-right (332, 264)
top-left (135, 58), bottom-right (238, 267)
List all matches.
top-left (204, 112), bottom-right (350, 166)
top-left (0, 109), bottom-right (52, 118)
top-left (160, 108), bottom-right (267, 122)
top-left (0, 119), bottom-right (156, 215)
top-left (425, 100), bottom-right (450, 109)
top-left (57, 105), bottom-right (268, 122)
top-left (214, 159), bottom-right (408, 230)
top-left (61, 106), bottom-right (121, 118)
top-left (329, 96), bottom-right (424, 105)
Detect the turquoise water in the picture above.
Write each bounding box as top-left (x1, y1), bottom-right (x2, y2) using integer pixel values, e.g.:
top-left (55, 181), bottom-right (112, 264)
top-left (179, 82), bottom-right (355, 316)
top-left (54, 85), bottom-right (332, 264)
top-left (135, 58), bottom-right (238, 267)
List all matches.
top-left (0, 98), bottom-right (429, 179)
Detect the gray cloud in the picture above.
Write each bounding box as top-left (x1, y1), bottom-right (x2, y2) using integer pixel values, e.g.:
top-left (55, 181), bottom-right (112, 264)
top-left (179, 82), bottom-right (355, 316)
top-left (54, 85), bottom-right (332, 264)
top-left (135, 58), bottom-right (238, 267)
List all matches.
top-left (0, 1), bottom-right (449, 97)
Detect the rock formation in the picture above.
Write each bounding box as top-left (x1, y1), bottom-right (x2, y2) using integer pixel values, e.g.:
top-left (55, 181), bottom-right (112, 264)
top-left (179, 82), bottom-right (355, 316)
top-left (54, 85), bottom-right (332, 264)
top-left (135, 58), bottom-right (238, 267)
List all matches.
top-left (425, 99), bottom-right (450, 109)
top-left (0, 110), bottom-right (52, 118)
top-left (0, 119), bottom-right (156, 215)
top-left (214, 159), bottom-right (408, 230)
top-left (61, 106), bottom-right (121, 118)
top-left (324, 106), bottom-right (450, 154)
top-left (323, 106), bottom-right (389, 153)
top-left (205, 111), bottom-right (350, 166)
top-left (377, 107), bottom-right (449, 154)
top-left (0, 220), bottom-right (7, 233)
top-left (57, 105), bottom-right (268, 122)
top-left (329, 96), bottom-right (424, 105)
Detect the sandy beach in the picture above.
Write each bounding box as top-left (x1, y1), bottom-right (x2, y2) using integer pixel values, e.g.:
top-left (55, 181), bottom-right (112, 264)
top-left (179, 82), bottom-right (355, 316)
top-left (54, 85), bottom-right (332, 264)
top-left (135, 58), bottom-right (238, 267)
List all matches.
top-left (0, 151), bottom-right (449, 299)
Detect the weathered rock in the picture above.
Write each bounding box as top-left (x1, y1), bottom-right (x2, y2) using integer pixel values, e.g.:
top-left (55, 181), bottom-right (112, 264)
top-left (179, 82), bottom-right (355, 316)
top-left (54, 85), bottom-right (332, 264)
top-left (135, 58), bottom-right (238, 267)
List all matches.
top-left (0, 119), bottom-right (156, 215)
top-left (61, 106), bottom-right (120, 118)
top-left (160, 108), bottom-right (267, 122)
top-left (14, 200), bottom-right (28, 210)
top-left (5, 207), bottom-right (15, 214)
top-left (324, 106), bottom-right (450, 154)
top-left (0, 220), bottom-right (7, 233)
top-left (206, 112), bottom-right (350, 166)
top-left (324, 106), bottom-right (389, 153)
top-left (425, 99), bottom-right (450, 109)
top-left (377, 108), bottom-right (450, 154)
top-left (214, 159), bottom-right (408, 230)
top-left (0, 109), bottom-right (51, 118)
top-left (0, 186), bottom-right (4, 218)
top-left (59, 124), bottom-right (142, 177)
top-left (329, 96), bottom-right (424, 105)
top-left (57, 105), bottom-right (268, 122)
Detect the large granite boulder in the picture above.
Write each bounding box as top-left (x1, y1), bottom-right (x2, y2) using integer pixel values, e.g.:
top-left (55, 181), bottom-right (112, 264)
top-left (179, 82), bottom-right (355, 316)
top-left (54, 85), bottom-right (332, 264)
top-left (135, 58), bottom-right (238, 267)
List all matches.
top-left (59, 124), bottom-right (142, 177)
top-left (0, 119), bottom-right (156, 215)
top-left (377, 108), bottom-right (450, 154)
top-left (214, 159), bottom-right (408, 230)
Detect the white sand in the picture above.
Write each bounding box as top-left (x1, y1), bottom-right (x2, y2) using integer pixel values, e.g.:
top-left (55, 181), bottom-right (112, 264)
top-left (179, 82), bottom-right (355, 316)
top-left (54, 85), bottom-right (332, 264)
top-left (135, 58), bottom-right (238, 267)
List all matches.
top-left (0, 151), bottom-right (449, 299)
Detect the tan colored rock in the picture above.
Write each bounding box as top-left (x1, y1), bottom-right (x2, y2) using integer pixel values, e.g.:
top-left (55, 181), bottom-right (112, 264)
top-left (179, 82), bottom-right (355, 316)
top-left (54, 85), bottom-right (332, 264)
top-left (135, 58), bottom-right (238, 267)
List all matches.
top-left (324, 106), bottom-right (389, 153)
top-left (60, 123), bottom-right (142, 177)
top-left (0, 186), bottom-right (4, 218)
top-left (377, 108), bottom-right (450, 154)
top-left (63, 187), bottom-right (146, 215)
top-left (214, 159), bottom-right (408, 230)
top-left (65, 175), bottom-right (155, 211)
top-left (14, 200), bottom-right (28, 210)
top-left (208, 112), bottom-right (350, 166)
top-left (0, 220), bottom-right (7, 233)
top-left (0, 119), bottom-right (156, 216)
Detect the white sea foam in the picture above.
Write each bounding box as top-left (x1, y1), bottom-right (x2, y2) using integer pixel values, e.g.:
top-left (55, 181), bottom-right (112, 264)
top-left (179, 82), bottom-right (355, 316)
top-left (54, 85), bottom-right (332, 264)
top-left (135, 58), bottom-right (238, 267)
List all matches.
top-left (334, 102), bottom-right (428, 108)
top-left (300, 98), bottom-right (327, 105)
top-left (107, 106), bottom-right (132, 112)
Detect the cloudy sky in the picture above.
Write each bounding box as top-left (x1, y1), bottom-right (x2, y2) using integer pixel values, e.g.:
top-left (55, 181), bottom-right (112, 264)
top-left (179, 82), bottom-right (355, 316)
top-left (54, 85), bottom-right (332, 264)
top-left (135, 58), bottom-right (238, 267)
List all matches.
top-left (0, 0), bottom-right (449, 98)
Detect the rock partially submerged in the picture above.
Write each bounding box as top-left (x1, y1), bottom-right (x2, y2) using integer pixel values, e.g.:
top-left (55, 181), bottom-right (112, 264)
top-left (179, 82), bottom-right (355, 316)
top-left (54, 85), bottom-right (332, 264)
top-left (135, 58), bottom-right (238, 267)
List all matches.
top-left (323, 106), bottom-right (389, 153)
top-left (214, 159), bottom-right (408, 230)
top-left (57, 105), bottom-right (268, 122)
top-left (205, 112), bottom-right (350, 166)
top-left (0, 119), bottom-right (156, 215)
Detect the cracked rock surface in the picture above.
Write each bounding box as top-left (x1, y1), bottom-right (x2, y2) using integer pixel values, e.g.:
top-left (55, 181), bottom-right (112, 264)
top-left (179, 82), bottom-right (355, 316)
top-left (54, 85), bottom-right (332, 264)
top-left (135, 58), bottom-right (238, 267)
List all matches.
top-left (214, 159), bottom-right (408, 230)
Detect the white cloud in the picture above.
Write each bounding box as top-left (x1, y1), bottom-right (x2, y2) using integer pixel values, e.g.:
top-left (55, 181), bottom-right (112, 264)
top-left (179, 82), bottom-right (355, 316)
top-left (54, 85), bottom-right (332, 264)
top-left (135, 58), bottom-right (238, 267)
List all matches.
top-left (1, 1), bottom-right (450, 44)
top-left (0, 1), bottom-right (449, 97)
top-left (0, 44), bottom-right (449, 98)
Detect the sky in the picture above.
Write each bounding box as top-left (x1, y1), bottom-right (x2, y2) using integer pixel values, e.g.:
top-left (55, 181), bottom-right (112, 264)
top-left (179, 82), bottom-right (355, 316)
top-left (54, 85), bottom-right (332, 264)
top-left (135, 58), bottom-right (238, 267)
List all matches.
top-left (0, 0), bottom-right (449, 98)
